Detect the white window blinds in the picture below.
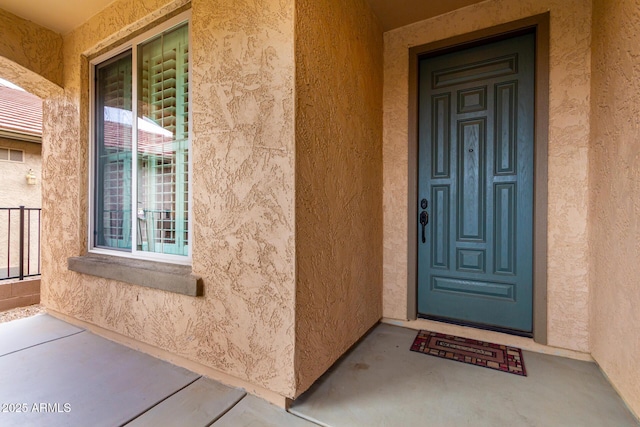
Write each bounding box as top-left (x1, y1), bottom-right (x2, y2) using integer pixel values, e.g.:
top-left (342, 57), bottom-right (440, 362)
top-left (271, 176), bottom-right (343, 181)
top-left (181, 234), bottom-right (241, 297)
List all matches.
top-left (137, 24), bottom-right (189, 256)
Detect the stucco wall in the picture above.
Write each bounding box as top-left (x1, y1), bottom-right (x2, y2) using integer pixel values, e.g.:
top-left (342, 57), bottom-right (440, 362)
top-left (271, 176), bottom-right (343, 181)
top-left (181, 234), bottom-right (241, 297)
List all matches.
top-left (0, 138), bottom-right (41, 208)
top-left (294, 0), bottom-right (383, 395)
top-left (0, 138), bottom-right (42, 275)
top-left (589, 0), bottom-right (640, 417)
top-left (383, 0), bottom-right (592, 352)
top-left (41, 0), bottom-right (298, 398)
top-left (0, 9), bottom-right (62, 88)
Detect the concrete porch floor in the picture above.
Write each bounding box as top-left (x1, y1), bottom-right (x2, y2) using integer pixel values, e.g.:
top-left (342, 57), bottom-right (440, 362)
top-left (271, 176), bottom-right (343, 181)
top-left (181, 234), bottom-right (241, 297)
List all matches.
top-left (0, 315), bottom-right (637, 426)
top-left (0, 314), bottom-right (315, 427)
top-left (291, 323), bottom-right (639, 426)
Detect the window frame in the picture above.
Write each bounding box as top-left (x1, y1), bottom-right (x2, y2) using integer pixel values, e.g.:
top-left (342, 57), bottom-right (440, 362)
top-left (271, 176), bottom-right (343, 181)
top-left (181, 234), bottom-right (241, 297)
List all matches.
top-left (88, 10), bottom-right (192, 265)
top-left (0, 147), bottom-right (25, 163)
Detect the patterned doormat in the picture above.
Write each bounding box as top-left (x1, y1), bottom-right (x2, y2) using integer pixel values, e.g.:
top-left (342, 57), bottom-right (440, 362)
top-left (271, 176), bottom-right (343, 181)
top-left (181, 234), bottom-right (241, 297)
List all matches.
top-left (410, 330), bottom-right (527, 376)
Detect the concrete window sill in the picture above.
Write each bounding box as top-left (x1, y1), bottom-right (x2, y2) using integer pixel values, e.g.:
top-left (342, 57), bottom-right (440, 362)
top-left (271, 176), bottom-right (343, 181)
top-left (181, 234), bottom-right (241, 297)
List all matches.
top-left (67, 254), bottom-right (203, 297)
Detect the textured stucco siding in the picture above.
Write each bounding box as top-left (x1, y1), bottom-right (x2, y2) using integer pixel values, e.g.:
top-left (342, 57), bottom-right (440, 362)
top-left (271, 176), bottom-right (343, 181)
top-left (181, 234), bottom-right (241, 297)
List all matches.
top-left (0, 138), bottom-right (42, 275)
top-left (41, 0), bottom-right (298, 397)
top-left (0, 8), bottom-right (62, 88)
top-left (0, 138), bottom-right (41, 208)
top-left (383, 0), bottom-right (592, 352)
top-left (589, 0), bottom-right (640, 418)
top-left (294, 0), bottom-right (384, 395)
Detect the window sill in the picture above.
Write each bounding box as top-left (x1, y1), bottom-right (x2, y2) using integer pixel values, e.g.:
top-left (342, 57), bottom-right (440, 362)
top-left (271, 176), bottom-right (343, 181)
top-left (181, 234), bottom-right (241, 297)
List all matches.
top-left (67, 254), bottom-right (203, 296)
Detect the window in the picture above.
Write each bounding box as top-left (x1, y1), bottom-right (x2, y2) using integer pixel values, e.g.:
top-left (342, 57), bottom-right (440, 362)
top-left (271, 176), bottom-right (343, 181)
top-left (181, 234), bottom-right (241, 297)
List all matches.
top-left (92, 15), bottom-right (190, 262)
top-left (0, 147), bottom-right (24, 162)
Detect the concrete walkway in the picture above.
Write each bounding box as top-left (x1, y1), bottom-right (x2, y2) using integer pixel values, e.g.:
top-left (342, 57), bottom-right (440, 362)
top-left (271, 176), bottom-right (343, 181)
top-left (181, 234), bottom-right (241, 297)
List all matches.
top-left (1, 315), bottom-right (637, 426)
top-left (0, 315), bottom-right (315, 427)
top-left (291, 323), bottom-right (639, 427)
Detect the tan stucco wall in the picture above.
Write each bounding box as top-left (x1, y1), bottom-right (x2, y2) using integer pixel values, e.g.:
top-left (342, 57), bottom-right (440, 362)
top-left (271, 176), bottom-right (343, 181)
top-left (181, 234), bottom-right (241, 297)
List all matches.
top-left (383, 0), bottom-right (592, 352)
top-left (294, 0), bottom-right (383, 395)
top-left (0, 138), bottom-right (42, 274)
top-left (0, 8), bottom-right (62, 89)
top-left (589, 0), bottom-right (640, 417)
top-left (39, 0), bottom-right (382, 400)
top-left (42, 0), bottom-right (298, 398)
top-left (0, 138), bottom-right (41, 208)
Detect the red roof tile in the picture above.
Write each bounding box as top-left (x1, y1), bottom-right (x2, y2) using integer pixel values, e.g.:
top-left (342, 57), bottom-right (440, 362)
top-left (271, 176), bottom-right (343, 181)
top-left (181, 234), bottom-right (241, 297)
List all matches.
top-left (0, 83), bottom-right (42, 139)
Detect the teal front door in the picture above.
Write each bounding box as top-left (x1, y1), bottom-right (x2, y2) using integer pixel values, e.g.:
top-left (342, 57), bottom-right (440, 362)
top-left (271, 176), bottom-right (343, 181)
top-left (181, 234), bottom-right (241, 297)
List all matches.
top-left (417, 33), bottom-right (535, 333)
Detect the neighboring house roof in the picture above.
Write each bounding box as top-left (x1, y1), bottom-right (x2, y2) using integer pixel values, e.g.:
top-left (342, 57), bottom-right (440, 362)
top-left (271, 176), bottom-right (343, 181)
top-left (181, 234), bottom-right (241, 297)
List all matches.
top-left (103, 107), bottom-right (177, 157)
top-left (0, 83), bottom-right (43, 142)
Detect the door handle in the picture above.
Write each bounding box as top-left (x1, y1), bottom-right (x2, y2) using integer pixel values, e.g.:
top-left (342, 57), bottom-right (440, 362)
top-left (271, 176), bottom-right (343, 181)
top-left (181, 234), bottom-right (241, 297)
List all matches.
top-left (420, 210), bottom-right (428, 243)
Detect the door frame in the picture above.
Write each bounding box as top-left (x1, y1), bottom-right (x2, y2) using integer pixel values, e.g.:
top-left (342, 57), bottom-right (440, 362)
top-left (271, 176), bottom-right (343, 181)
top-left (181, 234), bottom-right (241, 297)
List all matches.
top-left (406, 13), bottom-right (549, 344)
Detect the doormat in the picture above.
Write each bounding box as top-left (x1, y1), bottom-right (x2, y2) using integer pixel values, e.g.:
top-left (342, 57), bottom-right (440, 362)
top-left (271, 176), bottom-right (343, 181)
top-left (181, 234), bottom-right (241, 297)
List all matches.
top-left (410, 330), bottom-right (527, 376)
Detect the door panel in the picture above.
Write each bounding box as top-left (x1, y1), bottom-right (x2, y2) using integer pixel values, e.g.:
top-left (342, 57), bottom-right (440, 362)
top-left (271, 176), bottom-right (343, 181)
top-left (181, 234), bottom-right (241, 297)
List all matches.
top-left (417, 33), bottom-right (535, 333)
top-left (458, 118), bottom-right (485, 241)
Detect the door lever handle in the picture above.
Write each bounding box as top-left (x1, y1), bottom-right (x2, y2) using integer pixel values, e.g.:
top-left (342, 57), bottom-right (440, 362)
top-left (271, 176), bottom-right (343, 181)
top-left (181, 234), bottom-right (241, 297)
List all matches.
top-left (419, 211), bottom-right (429, 243)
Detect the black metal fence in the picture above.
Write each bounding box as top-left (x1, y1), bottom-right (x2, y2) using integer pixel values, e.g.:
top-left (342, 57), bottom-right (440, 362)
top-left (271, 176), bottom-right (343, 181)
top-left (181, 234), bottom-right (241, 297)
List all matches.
top-left (0, 206), bottom-right (41, 280)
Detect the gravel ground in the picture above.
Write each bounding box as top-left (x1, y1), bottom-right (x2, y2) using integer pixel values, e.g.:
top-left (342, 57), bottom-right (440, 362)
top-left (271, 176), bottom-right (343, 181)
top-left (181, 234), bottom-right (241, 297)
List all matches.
top-left (0, 304), bottom-right (45, 324)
